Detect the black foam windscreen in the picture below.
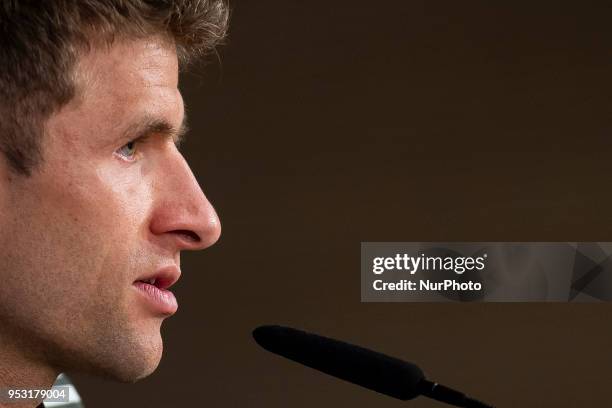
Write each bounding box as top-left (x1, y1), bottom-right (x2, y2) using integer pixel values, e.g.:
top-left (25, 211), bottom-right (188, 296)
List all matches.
top-left (252, 325), bottom-right (424, 400)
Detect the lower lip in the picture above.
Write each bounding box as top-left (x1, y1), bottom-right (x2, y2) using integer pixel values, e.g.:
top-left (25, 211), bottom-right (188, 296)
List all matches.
top-left (133, 281), bottom-right (178, 315)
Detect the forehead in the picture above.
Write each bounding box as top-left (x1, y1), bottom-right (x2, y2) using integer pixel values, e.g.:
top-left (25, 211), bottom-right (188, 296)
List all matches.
top-left (71, 37), bottom-right (182, 134)
top-left (78, 37), bottom-right (179, 94)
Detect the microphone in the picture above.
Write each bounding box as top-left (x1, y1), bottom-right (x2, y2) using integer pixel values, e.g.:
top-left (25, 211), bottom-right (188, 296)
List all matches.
top-left (253, 325), bottom-right (494, 408)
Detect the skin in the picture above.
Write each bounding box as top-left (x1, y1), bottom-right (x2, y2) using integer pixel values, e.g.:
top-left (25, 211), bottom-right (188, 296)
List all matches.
top-left (0, 37), bottom-right (221, 406)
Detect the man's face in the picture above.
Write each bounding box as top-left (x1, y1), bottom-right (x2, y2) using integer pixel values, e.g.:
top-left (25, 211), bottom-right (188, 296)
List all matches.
top-left (0, 38), bottom-right (220, 381)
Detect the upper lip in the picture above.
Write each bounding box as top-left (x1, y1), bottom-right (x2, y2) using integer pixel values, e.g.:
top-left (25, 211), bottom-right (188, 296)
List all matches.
top-left (134, 266), bottom-right (181, 290)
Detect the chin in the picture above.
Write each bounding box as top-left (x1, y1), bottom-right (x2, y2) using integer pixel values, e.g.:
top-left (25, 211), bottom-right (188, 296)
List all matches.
top-left (71, 328), bottom-right (165, 383)
top-left (113, 338), bottom-right (164, 383)
top-left (100, 351), bottom-right (162, 383)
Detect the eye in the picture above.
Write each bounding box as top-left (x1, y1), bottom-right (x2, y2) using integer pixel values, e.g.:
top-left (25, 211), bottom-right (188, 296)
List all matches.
top-left (115, 140), bottom-right (138, 161)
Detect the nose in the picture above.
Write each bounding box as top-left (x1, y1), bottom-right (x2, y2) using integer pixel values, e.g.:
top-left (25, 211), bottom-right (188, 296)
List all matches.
top-left (149, 149), bottom-right (221, 252)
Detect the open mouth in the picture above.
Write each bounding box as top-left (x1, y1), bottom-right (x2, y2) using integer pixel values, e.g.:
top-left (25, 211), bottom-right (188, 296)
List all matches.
top-left (133, 266), bottom-right (180, 290)
top-left (136, 278), bottom-right (159, 287)
top-left (133, 278), bottom-right (178, 315)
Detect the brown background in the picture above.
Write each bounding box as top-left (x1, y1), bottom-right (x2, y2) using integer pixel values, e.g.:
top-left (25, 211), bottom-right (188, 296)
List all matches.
top-left (72, 1), bottom-right (612, 407)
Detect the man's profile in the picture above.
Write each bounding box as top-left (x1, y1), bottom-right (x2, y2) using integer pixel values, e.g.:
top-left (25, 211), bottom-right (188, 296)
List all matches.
top-left (0, 2), bottom-right (228, 407)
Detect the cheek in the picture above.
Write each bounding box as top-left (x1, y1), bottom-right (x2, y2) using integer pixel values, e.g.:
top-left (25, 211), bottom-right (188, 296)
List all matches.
top-left (0, 191), bottom-right (115, 337)
top-left (7, 164), bottom-right (154, 301)
top-left (76, 165), bottom-right (154, 275)
top-left (0, 166), bottom-right (159, 344)
top-left (84, 164), bottom-right (156, 294)
top-left (95, 160), bottom-right (155, 223)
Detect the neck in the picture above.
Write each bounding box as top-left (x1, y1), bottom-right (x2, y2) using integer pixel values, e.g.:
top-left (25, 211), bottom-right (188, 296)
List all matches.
top-left (0, 334), bottom-right (59, 408)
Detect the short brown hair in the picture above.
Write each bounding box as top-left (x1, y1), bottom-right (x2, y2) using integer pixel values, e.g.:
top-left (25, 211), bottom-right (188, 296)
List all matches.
top-left (0, 0), bottom-right (229, 176)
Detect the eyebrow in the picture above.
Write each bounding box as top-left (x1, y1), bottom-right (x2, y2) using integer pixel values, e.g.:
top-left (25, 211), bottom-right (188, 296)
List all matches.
top-left (122, 113), bottom-right (189, 147)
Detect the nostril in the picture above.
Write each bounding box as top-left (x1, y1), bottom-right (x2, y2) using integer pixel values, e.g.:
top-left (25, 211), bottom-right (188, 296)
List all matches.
top-left (174, 229), bottom-right (201, 243)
